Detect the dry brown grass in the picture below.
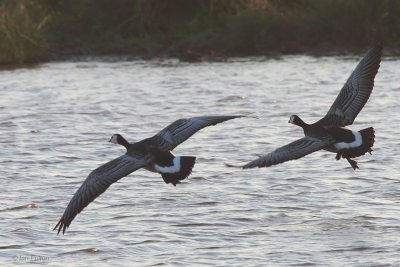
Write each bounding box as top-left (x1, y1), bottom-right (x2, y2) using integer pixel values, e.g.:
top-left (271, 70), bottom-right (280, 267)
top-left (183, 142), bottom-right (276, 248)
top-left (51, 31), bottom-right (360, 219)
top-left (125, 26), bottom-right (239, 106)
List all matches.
top-left (0, 0), bottom-right (51, 64)
top-left (1, 0), bottom-right (400, 64)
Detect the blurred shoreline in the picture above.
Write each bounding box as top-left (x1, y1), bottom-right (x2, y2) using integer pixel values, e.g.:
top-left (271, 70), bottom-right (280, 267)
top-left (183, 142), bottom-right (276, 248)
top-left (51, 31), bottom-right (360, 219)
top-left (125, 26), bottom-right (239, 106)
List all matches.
top-left (1, 0), bottom-right (400, 66)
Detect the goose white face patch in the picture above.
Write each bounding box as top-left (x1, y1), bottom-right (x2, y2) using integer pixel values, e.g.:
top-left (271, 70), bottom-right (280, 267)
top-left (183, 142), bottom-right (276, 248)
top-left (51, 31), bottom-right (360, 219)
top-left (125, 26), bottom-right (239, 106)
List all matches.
top-left (154, 157), bottom-right (181, 174)
top-left (109, 134), bottom-right (119, 144)
top-left (289, 115), bottom-right (295, 124)
top-left (335, 131), bottom-right (362, 150)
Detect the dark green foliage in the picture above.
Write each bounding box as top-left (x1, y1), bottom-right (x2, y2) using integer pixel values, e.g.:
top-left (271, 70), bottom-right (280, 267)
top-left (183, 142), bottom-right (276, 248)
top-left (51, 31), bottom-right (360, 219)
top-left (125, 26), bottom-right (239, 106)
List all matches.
top-left (1, 0), bottom-right (400, 64)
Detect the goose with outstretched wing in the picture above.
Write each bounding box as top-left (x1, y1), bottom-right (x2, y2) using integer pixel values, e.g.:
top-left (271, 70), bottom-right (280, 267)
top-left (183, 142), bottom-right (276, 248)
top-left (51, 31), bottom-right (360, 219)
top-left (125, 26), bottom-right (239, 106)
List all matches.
top-left (243, 45), bottom-right (381, 170)
top-left (55, 115), bottom-right (244, 234)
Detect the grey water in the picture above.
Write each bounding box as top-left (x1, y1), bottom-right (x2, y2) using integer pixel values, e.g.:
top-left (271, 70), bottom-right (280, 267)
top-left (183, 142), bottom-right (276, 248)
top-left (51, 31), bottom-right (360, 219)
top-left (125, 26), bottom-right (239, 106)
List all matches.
top-left (0, 55), bottom-right (399, 266)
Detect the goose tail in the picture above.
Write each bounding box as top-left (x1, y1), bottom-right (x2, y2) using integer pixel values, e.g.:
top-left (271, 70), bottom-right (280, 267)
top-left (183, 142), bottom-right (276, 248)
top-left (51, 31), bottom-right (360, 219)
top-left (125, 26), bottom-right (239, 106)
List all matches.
top-left (341, 127), bottom-right (375, 159)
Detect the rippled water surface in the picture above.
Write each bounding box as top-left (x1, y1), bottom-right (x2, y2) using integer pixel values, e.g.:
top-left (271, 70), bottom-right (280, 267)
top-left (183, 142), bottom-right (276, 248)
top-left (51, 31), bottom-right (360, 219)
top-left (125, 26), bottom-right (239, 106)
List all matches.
top-left (0, 55), bottom-right (399, 266)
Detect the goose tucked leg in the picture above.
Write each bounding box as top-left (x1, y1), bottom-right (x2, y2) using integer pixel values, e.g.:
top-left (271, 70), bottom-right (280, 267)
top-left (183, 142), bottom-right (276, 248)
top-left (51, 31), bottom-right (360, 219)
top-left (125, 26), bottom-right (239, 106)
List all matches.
top-left (346, 158), bottom-right (359, 170)
top-left (335, 152), bottom-right (358, 170)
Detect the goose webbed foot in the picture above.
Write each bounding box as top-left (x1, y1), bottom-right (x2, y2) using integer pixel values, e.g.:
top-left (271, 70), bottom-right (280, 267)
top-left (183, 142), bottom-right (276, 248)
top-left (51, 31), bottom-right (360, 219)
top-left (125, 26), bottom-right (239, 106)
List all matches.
top-left (346, 158), bottom-right (359, 170)
top-left (335, 153), bottom-right (341, 160)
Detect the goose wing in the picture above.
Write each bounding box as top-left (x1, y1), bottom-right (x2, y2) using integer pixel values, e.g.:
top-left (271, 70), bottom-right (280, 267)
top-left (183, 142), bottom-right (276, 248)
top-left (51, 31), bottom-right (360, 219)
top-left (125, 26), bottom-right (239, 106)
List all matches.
top-left (154, 115), bottom-right (244, 151)
top-left (317, 45), bottom-right (382, 127)
top-left (54, 153), bottom-right (153, 234)
top-left (243, 136), bottom-right (333, 168)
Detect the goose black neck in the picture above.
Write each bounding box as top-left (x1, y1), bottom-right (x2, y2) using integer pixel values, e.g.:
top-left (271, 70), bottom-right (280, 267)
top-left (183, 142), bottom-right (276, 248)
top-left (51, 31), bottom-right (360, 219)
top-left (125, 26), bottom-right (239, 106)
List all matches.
top-left (293, 115), bottom-right (309, 129)
top-left (118, 135), bottom-right (130, 149)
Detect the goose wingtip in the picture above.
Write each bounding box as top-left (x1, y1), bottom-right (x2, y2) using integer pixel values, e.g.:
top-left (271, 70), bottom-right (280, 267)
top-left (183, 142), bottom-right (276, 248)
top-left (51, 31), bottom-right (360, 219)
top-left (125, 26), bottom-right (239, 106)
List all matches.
top-left (242, 162), bottom-right (256, 169)
top-left (224, 162), bottom-right (243, 168)
top-left (54, 218), bottom-right (69, 235)
top-left (236, 113), bottom-right (259, 119)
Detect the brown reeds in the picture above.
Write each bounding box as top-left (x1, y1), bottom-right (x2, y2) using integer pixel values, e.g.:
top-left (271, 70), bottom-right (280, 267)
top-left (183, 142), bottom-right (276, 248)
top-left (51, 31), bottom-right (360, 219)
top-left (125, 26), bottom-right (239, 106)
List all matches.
top-left (0, 0), bottom-right (50, 64)
top-left (0, 0), bottom-right (399, 65)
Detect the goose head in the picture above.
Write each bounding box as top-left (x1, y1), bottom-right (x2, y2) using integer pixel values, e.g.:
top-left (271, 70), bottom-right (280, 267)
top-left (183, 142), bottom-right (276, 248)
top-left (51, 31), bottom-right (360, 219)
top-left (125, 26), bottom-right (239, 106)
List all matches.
top-left (289, 115), bottom-right (307, 128)
top-left (109, 134), bottom-right (123, 144)
top-left (108, 134), bottom-right (129, 149)
top-left (289, 115), bottom-right (299, 124)
top-left (109, 134), bottom-right (130, 150)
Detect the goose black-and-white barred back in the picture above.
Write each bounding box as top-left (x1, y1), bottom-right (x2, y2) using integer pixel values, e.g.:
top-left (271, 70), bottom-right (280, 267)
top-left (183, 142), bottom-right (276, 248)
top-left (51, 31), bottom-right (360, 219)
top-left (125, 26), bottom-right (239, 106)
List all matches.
top-left (54, 115), bottom-right (245, 234)
top-left (243, 45), bottom-right (381, 170)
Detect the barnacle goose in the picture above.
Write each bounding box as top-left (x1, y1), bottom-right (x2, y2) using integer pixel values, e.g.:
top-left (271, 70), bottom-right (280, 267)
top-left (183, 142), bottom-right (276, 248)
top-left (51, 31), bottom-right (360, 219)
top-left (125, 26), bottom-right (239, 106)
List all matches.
top-left (243, 45), bottom-right (381, 170)
top-left (55, 115), bottom-right (244, 234)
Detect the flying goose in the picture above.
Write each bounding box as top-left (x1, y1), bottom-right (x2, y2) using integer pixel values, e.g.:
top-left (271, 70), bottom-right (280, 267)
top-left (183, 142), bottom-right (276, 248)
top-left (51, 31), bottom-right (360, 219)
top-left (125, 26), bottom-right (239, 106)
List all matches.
top-left (243, 45), bottom-right (381, 170)
top-left (109, 133), bottom-right (196, 185)
top-left (54, 115), bottom-right (244, 234)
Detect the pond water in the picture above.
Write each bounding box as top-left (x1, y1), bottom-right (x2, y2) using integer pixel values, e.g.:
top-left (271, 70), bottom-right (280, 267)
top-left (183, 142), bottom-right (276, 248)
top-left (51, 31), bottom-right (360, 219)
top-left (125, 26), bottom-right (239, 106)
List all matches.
top-left (0, 54), bottom-right (399, 266)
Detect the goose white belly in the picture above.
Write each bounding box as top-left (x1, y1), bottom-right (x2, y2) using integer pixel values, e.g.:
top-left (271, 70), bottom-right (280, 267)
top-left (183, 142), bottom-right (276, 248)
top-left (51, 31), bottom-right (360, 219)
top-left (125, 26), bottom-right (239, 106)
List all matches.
top-left (144, 157), bottom-right (181, 173)
top-left (334, 131), bottom-right (362, 150)
top-left (323, 130), bottom-right (362, 153)
top-left (154, 157), bottom-right (181, 173)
